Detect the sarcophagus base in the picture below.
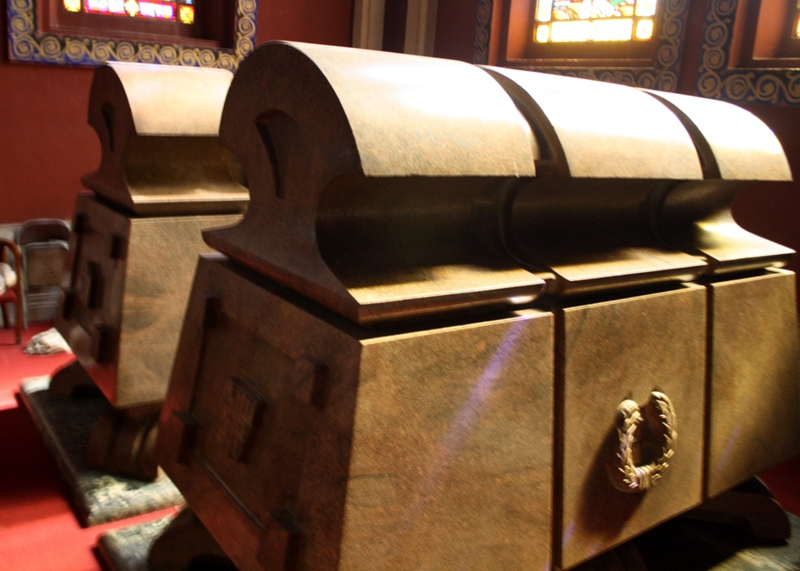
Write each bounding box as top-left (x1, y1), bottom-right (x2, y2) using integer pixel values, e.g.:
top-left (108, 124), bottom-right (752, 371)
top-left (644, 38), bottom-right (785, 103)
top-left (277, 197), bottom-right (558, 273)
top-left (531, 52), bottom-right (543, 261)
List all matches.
top-left (158, 254), bottom-right (555, 571)
top-left (57, 192), bottom-right (241, 409)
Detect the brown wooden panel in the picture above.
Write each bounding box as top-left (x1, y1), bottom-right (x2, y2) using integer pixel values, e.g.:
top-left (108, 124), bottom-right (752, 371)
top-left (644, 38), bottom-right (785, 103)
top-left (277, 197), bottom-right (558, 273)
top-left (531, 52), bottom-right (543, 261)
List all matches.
top-left (707, 269), bottom-right (800, 498)
top-left (559, 285), bottom-right (706, 570)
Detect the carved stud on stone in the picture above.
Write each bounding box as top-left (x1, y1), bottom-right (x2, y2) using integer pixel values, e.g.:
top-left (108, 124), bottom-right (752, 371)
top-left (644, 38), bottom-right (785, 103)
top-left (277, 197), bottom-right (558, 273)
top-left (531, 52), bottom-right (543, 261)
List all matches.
top-left (257, 509), bottom-right (305, 571)
top-left (109, 234), bottom-right (127, 260)
top-left (291, 358), bottom-right (330, 410)
top-left (173, 410), bottom-right (200, 465)
top-left (201, 292), bottom-right (222, 329)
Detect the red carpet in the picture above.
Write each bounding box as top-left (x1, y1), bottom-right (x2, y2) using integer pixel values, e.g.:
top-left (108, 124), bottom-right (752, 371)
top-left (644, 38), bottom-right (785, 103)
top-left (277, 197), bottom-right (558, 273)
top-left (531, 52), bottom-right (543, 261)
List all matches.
top-left (0, 324), bottom-right (179, 571)
top-left (0, 323), bottom-right (75, 411)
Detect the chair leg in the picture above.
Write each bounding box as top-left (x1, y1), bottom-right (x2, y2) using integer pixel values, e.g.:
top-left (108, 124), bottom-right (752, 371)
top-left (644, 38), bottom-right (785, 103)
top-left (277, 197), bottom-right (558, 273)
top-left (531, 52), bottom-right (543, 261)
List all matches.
top-left (15, 296), bottom-right (22, 344)
top-left (1, 303), bottom-right (7, 330)
top-left (21, 289), bottom-right (28, 330)
top-left (14, 292), bottom-right (25, 345)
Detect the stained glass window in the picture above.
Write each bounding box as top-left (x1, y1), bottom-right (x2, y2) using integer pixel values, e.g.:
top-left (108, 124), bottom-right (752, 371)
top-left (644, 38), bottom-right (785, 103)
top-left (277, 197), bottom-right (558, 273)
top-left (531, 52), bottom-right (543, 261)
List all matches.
top-left (533, 0), bottom-right (658, 43)
top-left (793, 1), bottom-right (800, 39)
top-left (62, 0), bottom-right (195, 24)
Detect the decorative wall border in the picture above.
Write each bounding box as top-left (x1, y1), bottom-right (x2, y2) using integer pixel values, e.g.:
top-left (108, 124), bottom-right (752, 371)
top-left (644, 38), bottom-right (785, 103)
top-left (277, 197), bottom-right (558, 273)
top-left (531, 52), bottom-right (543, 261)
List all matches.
top-left (697, 0), bottom-right (800, 105)
top-left (473, 0), bottom-right (689, 91)
top-left (7, 0), bottom-right (258, 70)
top-left (472, 0), bottom-right (493, 65)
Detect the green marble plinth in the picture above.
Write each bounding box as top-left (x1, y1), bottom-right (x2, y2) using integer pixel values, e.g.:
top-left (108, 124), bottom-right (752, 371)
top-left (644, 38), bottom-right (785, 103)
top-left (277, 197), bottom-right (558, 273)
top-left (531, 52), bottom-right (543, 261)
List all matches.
top-left (20, 377), bottom-right (184, 526)
top-left (97, 516), bottom-right (175, 571)
top-left (633, 511), bottom-right (800, 571)
top-left (96, 510), bottom-right (236, 571)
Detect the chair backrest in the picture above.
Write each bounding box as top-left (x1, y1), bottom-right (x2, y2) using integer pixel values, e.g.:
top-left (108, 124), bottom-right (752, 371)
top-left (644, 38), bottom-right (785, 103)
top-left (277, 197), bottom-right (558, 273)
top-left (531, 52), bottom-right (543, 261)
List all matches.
top-left (16, 219), bottom-right (71, 246)
top-left (25, 242), bottom-right (68, 288)
top-left (0, 237), bottom-right (24, 343)
top-left (0, 238), bottom-right (21, 273)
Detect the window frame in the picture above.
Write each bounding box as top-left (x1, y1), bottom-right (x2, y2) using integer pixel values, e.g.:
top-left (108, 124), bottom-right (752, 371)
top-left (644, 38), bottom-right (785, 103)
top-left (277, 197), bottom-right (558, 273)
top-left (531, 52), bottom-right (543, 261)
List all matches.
top-left (7, 0), bottom-right (257, 70)
top-left (474, 0), bottom-right (690, 92)
top-left (697, 0), bottom-right (800, 105)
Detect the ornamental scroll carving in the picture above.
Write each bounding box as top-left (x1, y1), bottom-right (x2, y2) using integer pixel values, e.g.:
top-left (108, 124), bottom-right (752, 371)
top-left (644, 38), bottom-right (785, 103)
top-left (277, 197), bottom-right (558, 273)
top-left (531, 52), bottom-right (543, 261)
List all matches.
top-left (473, 0), bottom-right (690, 92)
top-left (7, 0), bottom-right (258, 70)
top-left (697, 0), bottom-right (800, 105)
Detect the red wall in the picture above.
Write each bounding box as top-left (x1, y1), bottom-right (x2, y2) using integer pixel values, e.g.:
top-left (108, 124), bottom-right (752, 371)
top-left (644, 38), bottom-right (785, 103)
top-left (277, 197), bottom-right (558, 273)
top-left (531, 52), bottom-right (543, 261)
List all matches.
top-left (0, 0), bottom-right (352, 225)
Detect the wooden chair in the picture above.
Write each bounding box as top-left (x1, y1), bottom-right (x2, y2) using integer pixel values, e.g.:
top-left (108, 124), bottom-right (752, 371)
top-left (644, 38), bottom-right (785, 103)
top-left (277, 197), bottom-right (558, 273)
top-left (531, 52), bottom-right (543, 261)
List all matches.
top-left (0, 238), bottom-right (24, 344)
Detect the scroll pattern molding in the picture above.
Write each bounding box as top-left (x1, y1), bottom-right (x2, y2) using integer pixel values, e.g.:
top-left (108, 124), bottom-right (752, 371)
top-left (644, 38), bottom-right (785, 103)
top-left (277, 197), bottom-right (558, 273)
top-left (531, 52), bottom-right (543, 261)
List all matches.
top-left (7, 0), bottom-right (257, 70)
top-left (697, 0), bottom-right (800, 105)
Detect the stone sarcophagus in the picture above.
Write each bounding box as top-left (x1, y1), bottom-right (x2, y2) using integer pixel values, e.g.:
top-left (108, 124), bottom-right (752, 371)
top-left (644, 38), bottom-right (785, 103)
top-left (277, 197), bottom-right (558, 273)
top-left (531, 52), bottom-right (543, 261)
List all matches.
top-left (155, 42), bottom-right (800, 570)
top-left (56, 62), bottom-right (247, 412)
top-left (41, 63), bottom-right (248, 485)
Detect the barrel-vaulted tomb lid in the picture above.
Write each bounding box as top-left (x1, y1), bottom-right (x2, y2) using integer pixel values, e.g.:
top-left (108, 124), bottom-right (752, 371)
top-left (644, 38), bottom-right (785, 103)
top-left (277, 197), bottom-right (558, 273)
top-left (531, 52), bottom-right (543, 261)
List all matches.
top-left (206, 42), bottom-right (546, 324)
top-left (105, 61), bottom-right (233, 137)
top-left (643, 90), bottom-right (792, 182)
top-left (288, 42), bottom-right (538, 178)
top-left (483, 67), bottom-right (704, 181)
top-left (83, 62), bottom-right (248, 215)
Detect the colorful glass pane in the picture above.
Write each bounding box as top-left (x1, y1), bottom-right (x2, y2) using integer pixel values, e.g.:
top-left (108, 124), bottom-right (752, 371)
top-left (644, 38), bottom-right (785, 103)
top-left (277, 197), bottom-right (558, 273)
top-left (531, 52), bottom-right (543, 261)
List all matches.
top-left (634, 18), bottom-right (654, 40)
top-left (65, 0), bottom-right (194, 24)
top-left (179, 4), bottom-right (195, 24)
top-left (138, 1), bottom-right (175, 19)
top-left (533, 0), bottom-right (658, 43)
top-left (537, 0), bottom-right (554, 22)
top-left (85, 0), bottom-right (126, 15)
top-left (635, 0), bottom-right (657, 17)
top-left (536, 24), bottom-right (552, 42)
top-left (794, 12), bottom-right (800, 38)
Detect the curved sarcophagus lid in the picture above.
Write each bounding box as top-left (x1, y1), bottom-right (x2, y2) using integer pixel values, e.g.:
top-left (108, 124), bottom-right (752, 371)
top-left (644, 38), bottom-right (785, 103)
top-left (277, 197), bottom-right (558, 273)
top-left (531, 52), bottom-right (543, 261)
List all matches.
top-left (641, 90), bottom-right (793, 274)
top-left (208, 42), bottom-right (793, 319)
top-left (208, 41), bottom-right (546, 324)
top-left (82, 62), bottom-right (249, 215)
top-left (483, 67), bottom-right (793, 295)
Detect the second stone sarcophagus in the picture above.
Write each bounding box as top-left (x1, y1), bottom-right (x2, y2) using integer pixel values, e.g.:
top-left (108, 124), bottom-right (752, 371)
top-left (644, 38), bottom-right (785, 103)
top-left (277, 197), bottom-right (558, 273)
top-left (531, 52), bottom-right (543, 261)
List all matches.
top-left (156, 43), bottom-right (800, 570)
top-left (45, 62), bottom-right (248, 484)
top-left (57, 62), bottom-right (247, 411)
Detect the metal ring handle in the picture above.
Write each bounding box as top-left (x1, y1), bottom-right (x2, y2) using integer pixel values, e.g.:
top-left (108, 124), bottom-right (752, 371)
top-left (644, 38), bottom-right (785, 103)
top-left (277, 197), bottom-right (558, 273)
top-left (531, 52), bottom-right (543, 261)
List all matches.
top-left (614, 391), bottom-right (677, 493)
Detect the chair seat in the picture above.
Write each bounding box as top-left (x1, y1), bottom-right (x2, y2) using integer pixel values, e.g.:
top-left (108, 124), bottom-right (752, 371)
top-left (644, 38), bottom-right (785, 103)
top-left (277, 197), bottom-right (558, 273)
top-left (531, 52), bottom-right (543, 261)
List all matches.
top-left (0, 290), bottom-right (17, 302)
top-left (0, 237), bottom-right (24, 344)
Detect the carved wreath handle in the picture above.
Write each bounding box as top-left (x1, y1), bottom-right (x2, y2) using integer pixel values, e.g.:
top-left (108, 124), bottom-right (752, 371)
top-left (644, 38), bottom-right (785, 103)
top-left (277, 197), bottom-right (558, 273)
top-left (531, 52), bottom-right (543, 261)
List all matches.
top-left (614, 391), bottom-right (677, 493)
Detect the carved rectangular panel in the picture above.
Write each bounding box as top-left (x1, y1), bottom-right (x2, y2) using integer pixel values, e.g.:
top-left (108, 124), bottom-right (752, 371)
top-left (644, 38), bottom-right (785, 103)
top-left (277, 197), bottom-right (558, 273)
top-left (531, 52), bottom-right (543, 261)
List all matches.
top-left (340, 310), bottom-right (554, 571)
top-left (559, 284), bottom-right (706, 570)
top-left (158, 256), bottom-right (554, 571)
top-left (706, 269), bottom-right (800, 498)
